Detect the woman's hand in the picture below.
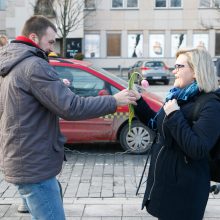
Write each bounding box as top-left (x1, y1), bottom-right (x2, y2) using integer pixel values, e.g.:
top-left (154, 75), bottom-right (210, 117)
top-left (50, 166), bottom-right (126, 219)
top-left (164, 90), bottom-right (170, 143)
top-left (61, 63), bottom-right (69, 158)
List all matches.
top-left (163, 99), bottom-right (180, 116)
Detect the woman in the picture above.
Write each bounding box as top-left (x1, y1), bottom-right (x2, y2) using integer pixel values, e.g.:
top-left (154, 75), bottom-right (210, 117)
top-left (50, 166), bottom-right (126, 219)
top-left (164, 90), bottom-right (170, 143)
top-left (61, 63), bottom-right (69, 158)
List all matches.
top-left (133, 48), bottom-right (220, 220)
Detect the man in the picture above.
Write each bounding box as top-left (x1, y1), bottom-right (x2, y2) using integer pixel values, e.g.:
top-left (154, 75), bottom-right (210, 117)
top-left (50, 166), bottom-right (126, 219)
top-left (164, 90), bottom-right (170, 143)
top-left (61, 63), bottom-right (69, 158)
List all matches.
top-left (0, 15), bottom-right (137, 220)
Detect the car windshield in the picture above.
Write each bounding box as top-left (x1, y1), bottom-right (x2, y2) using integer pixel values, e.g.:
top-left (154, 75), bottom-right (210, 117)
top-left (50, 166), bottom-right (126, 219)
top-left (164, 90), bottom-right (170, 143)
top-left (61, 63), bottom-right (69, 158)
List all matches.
top-left (90, 65), bottom-right (144, 92)
top-left (145, 61), bottom-right (164, 67)
top-left (90, 65), bottom-right (128, 88)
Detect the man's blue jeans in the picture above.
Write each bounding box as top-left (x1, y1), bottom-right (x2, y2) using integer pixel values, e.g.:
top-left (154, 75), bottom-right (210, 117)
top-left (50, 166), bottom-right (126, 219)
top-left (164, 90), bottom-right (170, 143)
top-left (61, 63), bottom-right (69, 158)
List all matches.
top-left (15, 177), bottom-right (65, 220)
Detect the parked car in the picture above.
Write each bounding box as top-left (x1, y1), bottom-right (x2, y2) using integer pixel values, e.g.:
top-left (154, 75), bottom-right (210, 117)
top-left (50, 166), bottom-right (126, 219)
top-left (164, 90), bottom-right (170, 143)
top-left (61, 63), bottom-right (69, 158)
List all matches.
top-left (128, 60), bottom-right (171, 85)
top-left (49, 57), bottom-right (163, 154)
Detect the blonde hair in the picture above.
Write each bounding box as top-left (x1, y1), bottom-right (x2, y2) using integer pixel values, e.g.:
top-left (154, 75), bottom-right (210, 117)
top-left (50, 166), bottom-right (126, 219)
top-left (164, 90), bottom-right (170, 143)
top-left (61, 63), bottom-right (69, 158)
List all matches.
top-left (0, 35), bottom-right (8, 47)
top-left (176, 48), bottom-right (219, 92)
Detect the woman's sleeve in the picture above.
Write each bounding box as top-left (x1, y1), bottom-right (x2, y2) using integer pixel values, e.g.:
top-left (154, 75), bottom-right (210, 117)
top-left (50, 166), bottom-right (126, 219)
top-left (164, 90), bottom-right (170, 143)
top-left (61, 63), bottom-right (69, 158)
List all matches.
top-left (133, 96), bottom-right (157, 125)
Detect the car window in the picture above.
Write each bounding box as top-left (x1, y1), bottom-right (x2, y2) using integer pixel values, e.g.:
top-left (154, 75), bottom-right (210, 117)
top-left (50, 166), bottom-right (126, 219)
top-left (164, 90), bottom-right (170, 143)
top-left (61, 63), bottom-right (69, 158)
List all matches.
top-left (54, 66), bottom-right (108, 97)
top-left (145, 61), bottom-right (164, 67)
top-left (91, 65), bottom-right (128, 88)
top-left (136, 61), bottom-right (143, 67)
top-left (110, 85), bottom-right (120, 95)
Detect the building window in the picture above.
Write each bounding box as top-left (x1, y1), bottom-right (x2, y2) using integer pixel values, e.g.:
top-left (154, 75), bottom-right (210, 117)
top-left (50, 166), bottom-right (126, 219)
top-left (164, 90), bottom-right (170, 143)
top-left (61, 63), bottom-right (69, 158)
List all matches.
top-left (193, 34), bottom-right (209, 50)
top-left (112, 0), bottom-right (138, 8)
top-left (170, 0), bottom-right (181, 7)
top-left (85, 34), bottom-right (100, 58)
top-left (215, 33), bottom-right (220, 56)
top-left (155, 0), bottom-right (181, 8)
top-left (156, 0), bottom-right (166, 7)
top-left (128, 34), bottom-right (143, 57)
top-left (85, 0), bottom-right (96, 9)
top-left (200, 0), bottom-right (220, 8)
top-left (0, 0), bottom-right (6, 10)
top-left (171, 34), bottom-right (186, 57)
top-left (66, 38), bottom-right (82, 58)
top-left (149, 34), bottom-right (165, 57)
top-left (107, 34), bottom-right (121, 56)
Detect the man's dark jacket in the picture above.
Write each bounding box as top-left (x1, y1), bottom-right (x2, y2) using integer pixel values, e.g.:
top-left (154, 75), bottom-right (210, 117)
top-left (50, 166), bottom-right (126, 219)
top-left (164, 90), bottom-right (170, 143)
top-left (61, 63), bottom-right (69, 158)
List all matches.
top-left (0, 42), bottom-right (117, 184)
top-left (134, 91), bottom-right (220, 220)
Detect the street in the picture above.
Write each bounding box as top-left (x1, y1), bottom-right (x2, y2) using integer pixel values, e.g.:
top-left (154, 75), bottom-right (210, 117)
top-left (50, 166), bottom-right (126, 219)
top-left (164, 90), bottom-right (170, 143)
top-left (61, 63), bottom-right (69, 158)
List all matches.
top-left (146, 83), bottom-right (173, 100)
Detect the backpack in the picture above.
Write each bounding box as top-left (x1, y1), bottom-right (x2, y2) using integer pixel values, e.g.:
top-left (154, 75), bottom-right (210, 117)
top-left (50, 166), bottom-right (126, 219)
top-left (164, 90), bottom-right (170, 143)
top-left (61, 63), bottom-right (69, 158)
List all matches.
top-left (191, 91), bottom-right (220, 182)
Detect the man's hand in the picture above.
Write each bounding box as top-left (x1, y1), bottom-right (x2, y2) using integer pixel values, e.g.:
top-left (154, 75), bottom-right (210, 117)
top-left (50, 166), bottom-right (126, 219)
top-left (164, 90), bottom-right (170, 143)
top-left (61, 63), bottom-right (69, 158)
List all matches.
top-left (113, 89), bottom-right (137, 106)
top-left (62, 78), bottom-right (71, 86)
top-left (163, 99), bottom-right (180, 116)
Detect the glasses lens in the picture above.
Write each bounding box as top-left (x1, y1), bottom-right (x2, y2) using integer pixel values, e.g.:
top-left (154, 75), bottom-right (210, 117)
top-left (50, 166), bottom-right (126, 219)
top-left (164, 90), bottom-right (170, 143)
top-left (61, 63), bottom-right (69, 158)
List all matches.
top-left (174, 64), bottom-right (185, 71)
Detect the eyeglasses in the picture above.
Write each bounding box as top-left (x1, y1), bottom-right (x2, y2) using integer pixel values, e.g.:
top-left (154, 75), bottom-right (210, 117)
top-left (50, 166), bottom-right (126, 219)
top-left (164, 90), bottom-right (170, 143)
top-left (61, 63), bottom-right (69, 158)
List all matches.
top-left (174, 64), bottom-right (185, 72)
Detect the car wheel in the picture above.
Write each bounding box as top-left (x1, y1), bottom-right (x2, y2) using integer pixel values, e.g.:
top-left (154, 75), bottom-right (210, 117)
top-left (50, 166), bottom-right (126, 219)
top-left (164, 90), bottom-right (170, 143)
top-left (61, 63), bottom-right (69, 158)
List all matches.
top-left (119, 121), bottom-right (155, 154)
top-left (164, 79), bottom-right (169, 85)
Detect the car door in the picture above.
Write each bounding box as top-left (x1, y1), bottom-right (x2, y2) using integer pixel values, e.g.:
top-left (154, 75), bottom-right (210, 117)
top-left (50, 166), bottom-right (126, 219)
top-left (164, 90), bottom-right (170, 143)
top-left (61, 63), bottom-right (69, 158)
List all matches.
top-left (54, 66), bottom-right (115, 143)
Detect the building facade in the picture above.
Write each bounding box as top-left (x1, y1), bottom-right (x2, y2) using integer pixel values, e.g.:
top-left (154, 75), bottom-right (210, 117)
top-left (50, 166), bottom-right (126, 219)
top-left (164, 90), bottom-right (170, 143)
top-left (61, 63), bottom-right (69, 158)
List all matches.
top-left (1, 0), bottom-right (220, 69)
top-left (83, 0), bottom-right (220, 69)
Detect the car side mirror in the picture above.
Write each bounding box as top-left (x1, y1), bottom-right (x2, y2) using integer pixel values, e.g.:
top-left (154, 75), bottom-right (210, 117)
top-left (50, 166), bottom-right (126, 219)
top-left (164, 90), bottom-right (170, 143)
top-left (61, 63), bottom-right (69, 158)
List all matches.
top-left (98, 89), bottom-right (109, 96)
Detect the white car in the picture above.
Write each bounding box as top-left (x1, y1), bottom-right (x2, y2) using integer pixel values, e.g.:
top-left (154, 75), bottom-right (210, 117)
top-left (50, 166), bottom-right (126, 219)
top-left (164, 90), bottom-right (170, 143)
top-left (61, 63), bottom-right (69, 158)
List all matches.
top-left (128, 60), bottom-right (171, 85)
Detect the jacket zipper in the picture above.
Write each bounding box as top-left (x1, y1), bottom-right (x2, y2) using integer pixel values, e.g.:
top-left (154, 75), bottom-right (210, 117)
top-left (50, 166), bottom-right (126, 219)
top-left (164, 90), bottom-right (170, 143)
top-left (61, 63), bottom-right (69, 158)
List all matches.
top-left (148, 115), bottom-right (167, 200)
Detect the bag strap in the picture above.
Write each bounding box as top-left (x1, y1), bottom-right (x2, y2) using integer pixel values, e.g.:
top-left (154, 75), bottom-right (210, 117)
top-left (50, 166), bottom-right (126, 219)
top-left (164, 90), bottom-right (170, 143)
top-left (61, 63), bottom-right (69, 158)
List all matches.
top-left (190, 93), bottom-right (220, 122)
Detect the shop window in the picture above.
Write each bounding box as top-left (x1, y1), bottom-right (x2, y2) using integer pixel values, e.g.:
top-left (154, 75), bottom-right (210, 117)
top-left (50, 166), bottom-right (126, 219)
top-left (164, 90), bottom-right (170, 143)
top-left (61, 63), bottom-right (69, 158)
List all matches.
top-left (85, 34), bottom-right (100, 58)
top-left (149, 34), bottom-right (165, 57)
top-left (215, 33), bottom-right (220, 56)
top-left (107, 34), bottom-right (121, 57)
top-left (128, 34), bottom-right (143, 58)
top-left (193, 34), bottom-right (209, 50)
top-left (171, 33), bottom-right (186, 57)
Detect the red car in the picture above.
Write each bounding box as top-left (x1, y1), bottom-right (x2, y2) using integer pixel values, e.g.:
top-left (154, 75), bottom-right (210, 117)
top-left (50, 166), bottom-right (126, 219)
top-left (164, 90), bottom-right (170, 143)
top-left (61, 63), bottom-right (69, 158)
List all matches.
top-left (49, 58), bottom-right (163, 154)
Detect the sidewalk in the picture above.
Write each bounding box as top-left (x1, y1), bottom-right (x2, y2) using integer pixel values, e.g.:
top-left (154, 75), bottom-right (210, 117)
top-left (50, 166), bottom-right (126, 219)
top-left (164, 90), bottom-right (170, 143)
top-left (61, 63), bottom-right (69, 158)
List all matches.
top-left (0, 148), bottom-right (220, 220)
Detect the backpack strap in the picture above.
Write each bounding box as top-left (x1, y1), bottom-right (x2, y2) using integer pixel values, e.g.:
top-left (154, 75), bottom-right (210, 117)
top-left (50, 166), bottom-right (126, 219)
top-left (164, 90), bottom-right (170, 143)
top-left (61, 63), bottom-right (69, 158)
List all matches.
top-left (190, 92), bottom-right (220, 122)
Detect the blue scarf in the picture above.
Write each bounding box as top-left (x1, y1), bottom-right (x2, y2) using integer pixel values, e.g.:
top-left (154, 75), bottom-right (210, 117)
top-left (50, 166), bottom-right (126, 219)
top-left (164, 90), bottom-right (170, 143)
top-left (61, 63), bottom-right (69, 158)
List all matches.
top-left (148, 81), bottom-right (199, 130)
top-left (165, 81), bottom-right (199, 102)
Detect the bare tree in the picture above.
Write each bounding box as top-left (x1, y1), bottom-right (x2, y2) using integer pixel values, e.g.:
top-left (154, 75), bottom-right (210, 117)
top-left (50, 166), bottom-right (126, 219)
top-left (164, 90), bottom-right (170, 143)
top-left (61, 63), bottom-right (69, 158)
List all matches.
top-left (54, 0), bottom-right (98, 57)
top-left (200, 0), bottom-right (220, 29)
top-left (33, 0), bottom-right (98, 57)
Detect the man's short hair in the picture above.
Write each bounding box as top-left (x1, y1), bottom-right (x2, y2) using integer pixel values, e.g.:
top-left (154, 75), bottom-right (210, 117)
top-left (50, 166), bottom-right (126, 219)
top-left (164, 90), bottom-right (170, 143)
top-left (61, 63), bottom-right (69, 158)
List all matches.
top-left (22, 15), bottom-right (57, 39)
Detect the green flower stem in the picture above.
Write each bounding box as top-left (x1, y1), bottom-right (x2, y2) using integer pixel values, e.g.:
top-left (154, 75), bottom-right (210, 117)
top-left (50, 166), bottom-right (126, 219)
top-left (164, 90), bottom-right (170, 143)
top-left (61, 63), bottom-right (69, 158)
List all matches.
top-left (128, 72), bottom-right (143, 132)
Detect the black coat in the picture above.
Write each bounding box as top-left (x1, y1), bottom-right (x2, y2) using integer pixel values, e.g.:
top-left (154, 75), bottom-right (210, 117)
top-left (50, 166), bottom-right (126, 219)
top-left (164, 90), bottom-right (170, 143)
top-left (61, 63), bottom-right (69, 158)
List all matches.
top-left (134, 93), bottom-right (220, 220)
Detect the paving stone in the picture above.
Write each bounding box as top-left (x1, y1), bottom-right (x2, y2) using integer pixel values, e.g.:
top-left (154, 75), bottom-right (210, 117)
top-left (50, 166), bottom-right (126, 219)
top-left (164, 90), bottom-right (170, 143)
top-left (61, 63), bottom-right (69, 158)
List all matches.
top-left (102, 217), bottom-right (121, 220)
top-left (66, 217), bottom-right (81, 220)
top-left (101, 190), bottom-right (113, 198)
top-left (4, 204), bottom-right (29, 217)
top-left (0, 204), bottom-right (10, 217)
top-left (64, 204), bottom-right (84, 217)
top-left (123, 204), bottom-right (149, 217)
top-left (122, 217), bottom-right (142, 220)
top-left (77, 183), bottom-right (90, 197)
top-left (84, 205), bottom-right (122, 217)
top-left (20, 217), bottom-right (31, 220)
top-left (1, 217), bottom-right (22, 220)
top-left (81, 217), bottom-right (101, 220)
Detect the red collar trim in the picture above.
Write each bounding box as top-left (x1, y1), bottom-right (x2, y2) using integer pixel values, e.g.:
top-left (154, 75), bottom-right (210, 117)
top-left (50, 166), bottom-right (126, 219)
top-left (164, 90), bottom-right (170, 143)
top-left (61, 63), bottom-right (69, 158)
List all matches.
top-left (15, 36), bottom-right (40, 49)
